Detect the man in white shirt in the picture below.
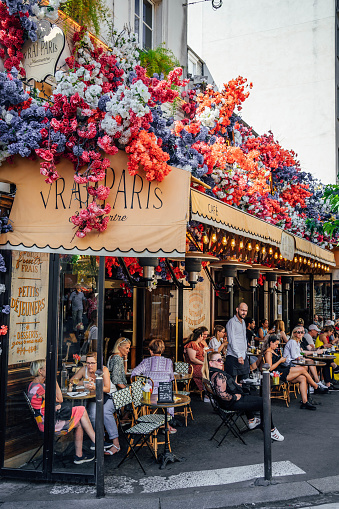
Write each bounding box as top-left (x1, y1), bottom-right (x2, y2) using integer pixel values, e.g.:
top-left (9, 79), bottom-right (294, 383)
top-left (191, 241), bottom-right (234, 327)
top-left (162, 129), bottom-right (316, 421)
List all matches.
top-left (225, 302), bottom-right (249, 381)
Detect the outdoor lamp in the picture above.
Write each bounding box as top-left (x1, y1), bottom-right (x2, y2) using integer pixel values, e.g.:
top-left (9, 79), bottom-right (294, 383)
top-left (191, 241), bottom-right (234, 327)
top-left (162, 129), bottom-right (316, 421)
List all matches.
top-left (246, 269), bottom-right (260, 287)
top-left (222, 265), bottom-right (238, 291)
top-left (269, 247), bottom-right (273, 255)
top-left (239, 240), bottom-right (244, 249)
top-left (281, 276), bottom-right (292, 291)
top-left (266, 272), bottom-right (277, 292)
top-left (274, 251), bottom-right (279, 259)
top-left (247, 242), bottom-right (252, 251)
top-left (202, 233), bottom-right (209, 244)
top-left (230, 238), bottom-right (236, 248)
top-left (138, 257), bottom-right (158, 286)
top-left (255, 244), bottom-right (260, 252)
top-left (222, 236), bottom-right (227, 245)
top-left (184, 252), bottom-right (218, 289)
top-left (211, 232), bottom-right (217, 243)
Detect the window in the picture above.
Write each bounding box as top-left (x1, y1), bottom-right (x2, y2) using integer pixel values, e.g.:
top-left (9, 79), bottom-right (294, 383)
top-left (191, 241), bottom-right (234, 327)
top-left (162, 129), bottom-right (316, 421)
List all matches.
top-left (187, 49), bottom-right (203, 77)
top-left (135, 0), bottom-right (154, 50)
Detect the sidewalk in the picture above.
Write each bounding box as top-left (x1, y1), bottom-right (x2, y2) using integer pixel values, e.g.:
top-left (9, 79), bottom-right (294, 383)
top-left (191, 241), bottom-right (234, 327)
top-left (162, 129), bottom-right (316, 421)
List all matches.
top-left (1, 390), bottom-right (339, 509)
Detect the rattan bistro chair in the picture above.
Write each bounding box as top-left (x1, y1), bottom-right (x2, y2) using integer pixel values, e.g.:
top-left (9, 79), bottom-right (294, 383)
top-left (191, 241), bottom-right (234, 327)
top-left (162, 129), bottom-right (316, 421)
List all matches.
top-left (202, 378), bottom-right (248, 446)
top-left (270, 380), bottom-right (290, 407)
top-left (173, 361), bottom-right (194, 425)
top-left (112, 387), bottom-right (162, 474)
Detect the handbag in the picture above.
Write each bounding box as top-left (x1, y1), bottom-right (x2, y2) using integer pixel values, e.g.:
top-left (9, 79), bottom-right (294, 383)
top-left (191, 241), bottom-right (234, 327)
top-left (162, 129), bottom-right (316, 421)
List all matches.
top-left (56, 401), bottom-right (73, 421)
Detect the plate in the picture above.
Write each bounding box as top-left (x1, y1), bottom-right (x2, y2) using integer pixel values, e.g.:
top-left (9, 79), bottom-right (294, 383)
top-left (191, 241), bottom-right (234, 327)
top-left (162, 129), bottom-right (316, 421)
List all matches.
top-left (76, 385), bottom-right (85, 389)
top-left (67, 392), bottom-right (79, 396)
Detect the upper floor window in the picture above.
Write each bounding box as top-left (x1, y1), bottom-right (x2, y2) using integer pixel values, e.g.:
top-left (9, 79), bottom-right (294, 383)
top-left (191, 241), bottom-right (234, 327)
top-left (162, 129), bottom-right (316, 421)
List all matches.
top-left (188, 49), bottom-right (203, 77)
top-left (135, 0), bottom-right (154, 50)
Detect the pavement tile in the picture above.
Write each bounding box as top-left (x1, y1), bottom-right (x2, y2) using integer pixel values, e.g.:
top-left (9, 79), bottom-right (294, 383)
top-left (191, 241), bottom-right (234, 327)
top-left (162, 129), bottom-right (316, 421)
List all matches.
top-left (307, 476), bottom-right (339, 494)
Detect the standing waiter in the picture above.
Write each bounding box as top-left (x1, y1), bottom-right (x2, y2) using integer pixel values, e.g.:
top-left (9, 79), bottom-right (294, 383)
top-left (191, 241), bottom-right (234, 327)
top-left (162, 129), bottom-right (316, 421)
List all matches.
top-left (225, 302), bottom-right (250, 382)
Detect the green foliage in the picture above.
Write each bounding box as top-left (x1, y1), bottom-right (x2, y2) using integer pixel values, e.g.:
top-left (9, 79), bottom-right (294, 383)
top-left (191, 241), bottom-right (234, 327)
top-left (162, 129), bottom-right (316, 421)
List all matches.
top-left (60, 0), bottom-right (109, 36)
top-left (139, 43), bottom-right (180, 78)
top-left (322, 184), bottom-right (339, 240)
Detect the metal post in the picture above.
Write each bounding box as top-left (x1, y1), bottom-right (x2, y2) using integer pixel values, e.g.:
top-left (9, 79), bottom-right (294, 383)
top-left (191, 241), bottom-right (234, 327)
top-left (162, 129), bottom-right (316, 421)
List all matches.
top-left (330, 272), bottom-right (333, 320)
top-left (95, 257), bottom-right (105, 498)
top-left (262, 363), bottom-right (272, 482)
top-left (229, 287), bottom-right (234, 320)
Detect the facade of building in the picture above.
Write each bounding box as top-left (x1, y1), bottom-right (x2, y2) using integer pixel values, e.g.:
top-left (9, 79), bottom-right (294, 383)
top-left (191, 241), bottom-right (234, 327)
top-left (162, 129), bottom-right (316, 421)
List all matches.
top-left (188, 0), bottom-right (339, 184)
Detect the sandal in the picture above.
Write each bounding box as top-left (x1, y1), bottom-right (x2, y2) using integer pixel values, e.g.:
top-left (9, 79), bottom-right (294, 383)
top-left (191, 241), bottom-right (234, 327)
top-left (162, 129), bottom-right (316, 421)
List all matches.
top-left (104, 444), bottom-right (121, 455)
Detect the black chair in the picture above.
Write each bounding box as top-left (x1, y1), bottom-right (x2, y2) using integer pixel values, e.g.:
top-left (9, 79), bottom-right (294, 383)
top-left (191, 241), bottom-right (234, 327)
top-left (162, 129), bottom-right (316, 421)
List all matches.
top-left (112, 387), bottom-right (163, 474)
top-left (202, 378), bottom-right (248, 447)
top-left (23, 391), bottom-right (44, 468)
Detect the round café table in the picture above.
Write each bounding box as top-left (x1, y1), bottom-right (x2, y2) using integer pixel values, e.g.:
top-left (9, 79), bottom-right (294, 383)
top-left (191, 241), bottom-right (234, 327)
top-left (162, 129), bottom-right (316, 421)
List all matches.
top-left (141, 392), bottom-right (190, 469)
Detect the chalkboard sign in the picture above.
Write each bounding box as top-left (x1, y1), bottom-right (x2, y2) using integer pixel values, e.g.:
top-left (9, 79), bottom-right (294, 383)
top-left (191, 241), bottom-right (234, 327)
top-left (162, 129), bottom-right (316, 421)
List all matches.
top-left (157, 382), bottom-right (173, 404)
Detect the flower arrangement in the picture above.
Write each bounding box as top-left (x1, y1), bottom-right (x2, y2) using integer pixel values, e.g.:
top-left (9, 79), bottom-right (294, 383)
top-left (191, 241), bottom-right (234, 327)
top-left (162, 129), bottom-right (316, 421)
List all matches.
top-left (0, 325), bottom-right (8, 335)
top-left (73, 353), bottom-right (81, 364)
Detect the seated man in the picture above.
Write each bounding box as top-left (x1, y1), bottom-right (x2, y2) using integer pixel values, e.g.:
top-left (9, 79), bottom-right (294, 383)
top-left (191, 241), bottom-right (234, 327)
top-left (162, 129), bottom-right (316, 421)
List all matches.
top-left (202, 351), bottom-right (284, 441)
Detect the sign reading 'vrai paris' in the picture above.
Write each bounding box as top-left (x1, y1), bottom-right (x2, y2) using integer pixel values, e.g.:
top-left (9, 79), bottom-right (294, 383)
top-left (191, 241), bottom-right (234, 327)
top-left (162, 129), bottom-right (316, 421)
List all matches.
top-left (22, 20), bottom-right (65, 82)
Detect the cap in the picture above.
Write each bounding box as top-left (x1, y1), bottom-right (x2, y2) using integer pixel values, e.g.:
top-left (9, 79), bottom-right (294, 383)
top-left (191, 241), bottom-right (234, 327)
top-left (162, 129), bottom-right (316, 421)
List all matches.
top-left (309, 324), bottom-right (321, 332)
top-left (325, 320), bottom-right (334, 326)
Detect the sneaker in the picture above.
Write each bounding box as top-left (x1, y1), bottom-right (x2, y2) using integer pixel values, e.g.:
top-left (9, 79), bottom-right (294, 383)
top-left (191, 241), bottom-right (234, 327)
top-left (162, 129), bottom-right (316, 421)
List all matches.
top-left (318, 381), bottom-right (328, 389)
top-left (314, 386), bottom-right (329, 394)
top-left (333, 365), bottom-right (339, 374)
top-left (74, 453), bottom-right (94, 464)
top-left (90, 442), bottom-right (95, 451)
top-left (328, 383), bottom-right (339, 391)
top-left (248, 417), bottom-right (261, 430)
top-left (203, 395), bottom-right (211, 403)
top-left (309, 386), bottom-right (314, 394)
top-left (300, 401), bottom-right (316, 410)
top-left (271, 428), bottom-right (284, 442)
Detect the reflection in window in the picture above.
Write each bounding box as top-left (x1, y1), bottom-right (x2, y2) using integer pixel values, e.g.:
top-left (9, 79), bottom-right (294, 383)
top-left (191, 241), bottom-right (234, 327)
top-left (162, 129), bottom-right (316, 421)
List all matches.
top-left (135, 0), bottom-right (153, 49)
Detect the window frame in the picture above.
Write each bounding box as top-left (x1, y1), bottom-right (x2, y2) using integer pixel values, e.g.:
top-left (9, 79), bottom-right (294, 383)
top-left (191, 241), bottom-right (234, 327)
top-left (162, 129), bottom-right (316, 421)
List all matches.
top-left (134, 0), bottom-right (154, 50)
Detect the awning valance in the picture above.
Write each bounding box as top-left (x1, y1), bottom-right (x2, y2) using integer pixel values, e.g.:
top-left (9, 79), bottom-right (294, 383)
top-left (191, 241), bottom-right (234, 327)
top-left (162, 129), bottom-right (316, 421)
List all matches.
top-left (190, 189), bottom-right (335, 266)
top-left (0, 151), bottom-right (191, 257)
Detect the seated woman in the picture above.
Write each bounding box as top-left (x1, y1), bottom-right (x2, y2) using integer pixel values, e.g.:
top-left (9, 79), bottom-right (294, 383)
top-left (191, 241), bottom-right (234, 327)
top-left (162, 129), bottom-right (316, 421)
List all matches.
top-left (209, 325), bottom-right (228, 354)
top-left (184, 328), bottom-right (208, 393)
top-left (28, 359), bottom-right (95, 464)
top-left (202, 351), bottom-right (284, 441)
top-left (275, 320), bottom-right (289, 343)
top-left (107, 337), bottom-right (131, 389)
top-left (258, 318), bottom-right (272, 340)
top-left (283, 327), bottom-right (329, 392)
top-left (70, 352), bottom-right (120, 455)
top-left (131, 338), bottom-right (176, 433)
top-left (264, 334), bottom-right (327, 410)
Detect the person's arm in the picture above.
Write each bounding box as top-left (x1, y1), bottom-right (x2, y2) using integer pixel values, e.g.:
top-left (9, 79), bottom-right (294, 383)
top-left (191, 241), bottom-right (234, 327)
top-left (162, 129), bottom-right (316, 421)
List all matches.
top-left (218, 339), bottom-right (227, 354)
top-left (186, 347), bottom-right (203, 365)
top-left (280, 331), bottom-right (288, 343)
top-left (102, 366), bottom-right (111, 393)
top-left (131, 359), bottom-right (147, 377)
top-left (265, 350), bottom-right (286, 371)
top-left (258, 327), bottom-right (264, 339)
top-left (70, 365), bottom-right (85, 383)
top-left (211, 372), bottom-right (240, 402)
top-left (55, 381), bottom-right (63, 403)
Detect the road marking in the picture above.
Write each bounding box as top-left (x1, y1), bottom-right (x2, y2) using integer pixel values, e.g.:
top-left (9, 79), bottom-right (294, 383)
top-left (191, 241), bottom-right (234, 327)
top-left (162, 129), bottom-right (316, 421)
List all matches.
top-left (50, 460), bottom-right (305, 495)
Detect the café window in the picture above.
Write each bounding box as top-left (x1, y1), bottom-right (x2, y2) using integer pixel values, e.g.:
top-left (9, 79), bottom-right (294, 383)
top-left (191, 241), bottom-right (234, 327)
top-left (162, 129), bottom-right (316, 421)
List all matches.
top-left (134, 0), bottom-right (154, 49)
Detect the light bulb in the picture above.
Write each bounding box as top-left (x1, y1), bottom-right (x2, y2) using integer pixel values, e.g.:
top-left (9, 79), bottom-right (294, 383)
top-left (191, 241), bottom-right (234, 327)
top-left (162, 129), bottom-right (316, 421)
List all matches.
top-left (321, 264), bottom-right (324, 269)
top-left (299, 257), bottom-right (302, 263)
top-left (262, 247), bottom-right (266, 254)
top-left (274, 252), bottom-right (278, 259)
top-left (239, 241), bottom-right (244, 249)
top-left (211, 233), bottom-right (217, 243)
top-left (247, 242), bottom-right (252, 251)
top-left (255, 244), bottom-right (260, 252)
top-left (303, 258), bottom-right (307, 264)
top-left (294, 257), bottom-right (298, 263)
top-left (269, 247), bottom-right (273, 255)
top-left (314, 262), bottom-right (317, 268)
top-left (279, 254), bottom-right (283, 260)
top-left (231, 238), bottom-right (236, 248)
top-left (307, 260), bottom-right (311, 266)
top-left (222, 236), bottom-right (227, 245)
top-left (203, 234), bottom-right (209, 244)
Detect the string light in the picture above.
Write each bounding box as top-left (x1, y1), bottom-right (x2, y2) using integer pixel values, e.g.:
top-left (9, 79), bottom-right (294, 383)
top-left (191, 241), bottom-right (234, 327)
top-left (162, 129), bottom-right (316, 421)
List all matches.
top-left (274, 252), bottom-right (278, 259)
top-left (314, 262), bottom-right (317, 268)
top-left (239, 241), bottom-right (244, 249)
top-left (279, 254), bottom-right (283, 260)
top-left (269, 247), bottom-right (273, 255)
top-left (255, 244), bottom-right (260, 252)
top-left (307, 260), bottom-right (311, 266)
top-left (222, 236), bottom-right (227, 245)
top-left (203, 233), bottom-right (209, 244)
top-left (231, 238), bottom-right (236, 248)
top-left (303, 258), bottom-right (307, 264)
top-left (247, 242), bottom-right (252, 251)
top-left (299, 257), bottom-right (302, 263)
top-left (262, 246), bottom-right (266, 254)
top-left (211, 232), bottom-right (217, 243)
top-left (294, 257), bottom-right (298, 263)
top-left (321, 264), bottom-right (324, 270)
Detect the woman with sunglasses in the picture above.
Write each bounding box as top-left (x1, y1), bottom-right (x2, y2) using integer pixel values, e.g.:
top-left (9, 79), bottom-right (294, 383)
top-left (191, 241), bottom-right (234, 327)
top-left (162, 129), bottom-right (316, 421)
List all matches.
top-left (263, 334), bottom-right (326, 410)
top-left (202, 351), bottom-right (284, 441)
top-left (107, 337), bottom-right (131, 390)
top-left (70, 352), bottom-right (120, 455)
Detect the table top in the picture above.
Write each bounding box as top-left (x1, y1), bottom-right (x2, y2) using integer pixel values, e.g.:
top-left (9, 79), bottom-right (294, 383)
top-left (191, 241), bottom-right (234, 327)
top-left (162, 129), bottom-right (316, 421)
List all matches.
top-left (141, 392), bottom-right (190, 409)
top-left (307, 354), bottom-right (335, 361)
top-left (174, 373), bottom-right (192, 380)
top-left (293, 359), bottom-right (326, 367)
top-left (63, 387), bottom-right (96, 400)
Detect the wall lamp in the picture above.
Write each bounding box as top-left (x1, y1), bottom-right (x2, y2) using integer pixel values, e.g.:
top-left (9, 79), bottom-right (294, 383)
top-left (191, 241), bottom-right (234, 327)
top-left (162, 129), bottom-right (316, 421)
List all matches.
top-left (246, 268), bottom-right (260, 288)
top-left (138, 257), bottom-right (158, 287)
top-left (266, 272), bottom-right (277, 292)
top-left (185, 252), bottom-right (218, 289)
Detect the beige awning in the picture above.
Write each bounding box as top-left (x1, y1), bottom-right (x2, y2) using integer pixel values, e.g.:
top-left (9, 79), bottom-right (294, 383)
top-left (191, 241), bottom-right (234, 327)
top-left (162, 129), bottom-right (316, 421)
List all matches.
top-left (190, 189), bottom-right (335, 266)
top-left (0, 150), bottom-right (191, 257)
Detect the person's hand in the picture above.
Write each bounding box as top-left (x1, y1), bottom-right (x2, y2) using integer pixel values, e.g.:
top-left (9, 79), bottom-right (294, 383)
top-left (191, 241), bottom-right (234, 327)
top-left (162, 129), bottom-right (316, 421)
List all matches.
top-left (235, 394), bottom-right (241, 400)
top-left (280, 357), bottom-right (286, 364)
top-left (55, 404), bottom-right (61, 411)
top-left (238, 357), bottom-right (244, 364)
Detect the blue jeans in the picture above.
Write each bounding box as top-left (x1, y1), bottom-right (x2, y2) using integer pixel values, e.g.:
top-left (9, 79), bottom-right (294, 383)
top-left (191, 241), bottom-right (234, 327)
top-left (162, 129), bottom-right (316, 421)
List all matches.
top-left (87, 397), bottom-right (119, 440)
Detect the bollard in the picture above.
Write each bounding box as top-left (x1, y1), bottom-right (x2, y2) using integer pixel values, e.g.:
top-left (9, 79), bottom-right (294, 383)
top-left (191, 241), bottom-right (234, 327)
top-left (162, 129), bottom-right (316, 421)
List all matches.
top-left (95, 369), bottom-right (105, 498)
top-left (262, 363), bottom-right (272, 481)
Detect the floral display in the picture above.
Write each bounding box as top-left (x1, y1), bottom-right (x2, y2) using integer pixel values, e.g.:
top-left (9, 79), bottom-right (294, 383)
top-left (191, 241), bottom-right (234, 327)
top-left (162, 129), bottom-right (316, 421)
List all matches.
top-left (0, 4), bottom-right (338, 248)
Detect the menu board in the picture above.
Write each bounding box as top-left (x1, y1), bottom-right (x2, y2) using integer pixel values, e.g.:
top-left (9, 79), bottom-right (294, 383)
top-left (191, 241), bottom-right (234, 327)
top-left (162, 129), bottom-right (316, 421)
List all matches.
top-left (157, 381), bottom-right (173, 404)
top-left (8, 251), bottom-right (49, 365)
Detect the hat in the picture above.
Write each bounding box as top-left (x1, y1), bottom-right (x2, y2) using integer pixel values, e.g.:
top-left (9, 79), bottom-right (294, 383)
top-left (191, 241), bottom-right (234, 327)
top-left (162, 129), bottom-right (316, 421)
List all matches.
top-left (309, 324), bottom-right (321, 332)
top-left (325, 320), bottom-right (334, 326)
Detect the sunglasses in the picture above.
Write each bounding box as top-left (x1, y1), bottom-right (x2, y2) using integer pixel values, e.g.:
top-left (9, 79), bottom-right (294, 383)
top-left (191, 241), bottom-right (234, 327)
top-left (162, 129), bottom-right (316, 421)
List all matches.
top-left (295, 331), bottom-right (303, 334)
top-left (213, 358), bottom-right (224, 363)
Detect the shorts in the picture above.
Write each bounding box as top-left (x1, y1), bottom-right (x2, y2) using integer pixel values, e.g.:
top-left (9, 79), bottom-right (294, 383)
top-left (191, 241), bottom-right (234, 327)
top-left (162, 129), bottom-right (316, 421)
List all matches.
top-left (225, 355), bottom-right (250, 378)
